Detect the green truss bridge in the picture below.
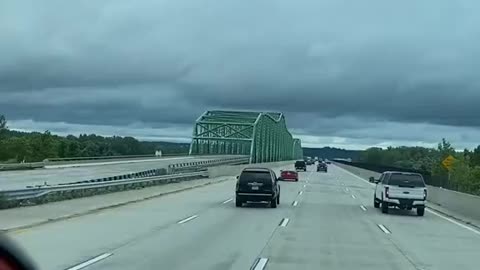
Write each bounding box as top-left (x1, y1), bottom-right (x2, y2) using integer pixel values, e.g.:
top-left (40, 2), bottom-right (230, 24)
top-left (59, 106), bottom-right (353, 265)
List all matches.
top-left (189, 110), bottom-right (303, 163)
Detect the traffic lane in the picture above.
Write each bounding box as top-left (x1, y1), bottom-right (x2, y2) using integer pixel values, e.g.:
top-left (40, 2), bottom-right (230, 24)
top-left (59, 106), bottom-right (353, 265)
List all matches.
top-left (44, 155), bottom-right (241, 169)
top-left (0, 156), bottom-right (219, 189)
top-left (262, 169), bottom-right (416, 270)
top-left (11, 164), bottom-right (293, 270)
top-left (86, 173), bottom-right (305, 270)
top-left (333, 165), bottom-right (480, 270)
top-left (10, 177), bottom-right (239, 270)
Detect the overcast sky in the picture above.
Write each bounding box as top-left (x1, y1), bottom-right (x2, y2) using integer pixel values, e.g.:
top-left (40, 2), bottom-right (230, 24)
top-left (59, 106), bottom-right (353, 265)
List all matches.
top-left (1, 0), bottom-right (479, 150)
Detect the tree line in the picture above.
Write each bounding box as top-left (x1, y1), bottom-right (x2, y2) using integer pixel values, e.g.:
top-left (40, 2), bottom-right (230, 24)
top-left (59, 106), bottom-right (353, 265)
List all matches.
top-left (360, 139), bottom-right (480, 195)
top-left (0, 115), bottom-right (189, 163)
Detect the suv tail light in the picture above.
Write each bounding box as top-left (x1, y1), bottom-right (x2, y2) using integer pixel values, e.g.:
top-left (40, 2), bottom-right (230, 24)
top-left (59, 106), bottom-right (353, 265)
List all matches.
top-left (385, 187), bottom-right (390, 198)
top-left (423, 189), bottom-right (427, 200)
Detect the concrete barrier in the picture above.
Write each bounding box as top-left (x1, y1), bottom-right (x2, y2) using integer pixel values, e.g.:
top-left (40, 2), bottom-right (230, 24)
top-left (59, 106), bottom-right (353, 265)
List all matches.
top-left (426, 186), bottom-right (480, 221)
top-left (335, 162), bottom-right (480, 222)
top-left (208, 160), bottom-right (295, 178)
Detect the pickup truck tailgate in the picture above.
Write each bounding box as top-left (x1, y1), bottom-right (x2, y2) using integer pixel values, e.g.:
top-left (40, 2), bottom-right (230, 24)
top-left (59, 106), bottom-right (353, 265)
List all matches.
top-left (389, 186), bottom-right (425, 200)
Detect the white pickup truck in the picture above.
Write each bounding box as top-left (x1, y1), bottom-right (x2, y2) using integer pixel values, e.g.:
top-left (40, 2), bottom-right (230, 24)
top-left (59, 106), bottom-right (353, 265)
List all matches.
top-left (371, 171), bottom-right (427, 216)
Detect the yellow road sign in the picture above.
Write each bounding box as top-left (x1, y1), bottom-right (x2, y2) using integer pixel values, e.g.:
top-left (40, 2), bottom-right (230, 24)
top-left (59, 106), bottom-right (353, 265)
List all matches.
top-left (442, 155), bottom-right (456, 170)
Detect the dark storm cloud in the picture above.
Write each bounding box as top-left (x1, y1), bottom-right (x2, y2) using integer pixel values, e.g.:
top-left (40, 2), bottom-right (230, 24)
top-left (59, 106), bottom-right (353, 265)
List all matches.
top-left (1, 0), bottom-right (480, 146)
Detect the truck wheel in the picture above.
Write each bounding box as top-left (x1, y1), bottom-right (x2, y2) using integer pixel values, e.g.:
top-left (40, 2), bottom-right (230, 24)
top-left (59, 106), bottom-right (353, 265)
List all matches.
top-left (235, 197), bottom-right (242, 207)
top-left (417, 207), bottom-right (425, 216)
top-left (271, 197), bottom-right (277, 208)
top-left (381, 201), bottom-right (389, 214)
top-left (373, 196), bottom-right (380, 208)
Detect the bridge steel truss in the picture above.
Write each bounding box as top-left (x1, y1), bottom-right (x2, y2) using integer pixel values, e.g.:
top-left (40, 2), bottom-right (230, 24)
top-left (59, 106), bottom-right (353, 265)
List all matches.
top-left (189, 110), bottom-right (303, 163)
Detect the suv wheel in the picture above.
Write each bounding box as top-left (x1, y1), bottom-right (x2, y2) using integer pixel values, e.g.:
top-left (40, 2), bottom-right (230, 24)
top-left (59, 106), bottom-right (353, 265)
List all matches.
top-left (271, 197), bottom-right (277, 208)
top-left (235, 197), bottom-right (242, 207)
top-left (417, 206), bottom-right (425, 216)
top-left (373, 196), bottom-right (380, 208)
top-left (381, 201), bottom-right (389, 214)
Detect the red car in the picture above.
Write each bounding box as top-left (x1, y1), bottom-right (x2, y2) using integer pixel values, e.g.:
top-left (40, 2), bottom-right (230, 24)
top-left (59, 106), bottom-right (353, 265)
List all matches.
top-left (280, 170), bottom-right (299, 182)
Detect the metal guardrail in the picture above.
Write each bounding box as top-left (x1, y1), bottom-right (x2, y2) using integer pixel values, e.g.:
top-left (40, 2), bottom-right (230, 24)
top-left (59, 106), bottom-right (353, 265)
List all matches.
top-left (167, 156), bottom-right (250, 173)
top-left (0, 156), bottom-right (249, 208)
top-left (1, 171), bottom-right (208, 201)
top-left (0, 163), bottom-right (44, 171)
top-left (54, 156), bottom-right (248, 186)
top-left (56, 168), bottom-right (168, 186)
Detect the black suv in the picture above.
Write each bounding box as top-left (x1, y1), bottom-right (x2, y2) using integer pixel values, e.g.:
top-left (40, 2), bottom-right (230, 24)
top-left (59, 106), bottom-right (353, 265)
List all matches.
top-left (317, 162), bottom-right (327, 172)
top-left (235, 168), bottom-right (281, 208)
top-left (295, 160), bottom-right (307, 171)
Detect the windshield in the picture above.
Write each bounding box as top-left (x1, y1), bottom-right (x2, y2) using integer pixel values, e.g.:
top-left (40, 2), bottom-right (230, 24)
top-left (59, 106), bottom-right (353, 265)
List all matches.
top-left (388, 174), bottom-right (425, 187)
top-left (239, 171), bottom-right (272, 183)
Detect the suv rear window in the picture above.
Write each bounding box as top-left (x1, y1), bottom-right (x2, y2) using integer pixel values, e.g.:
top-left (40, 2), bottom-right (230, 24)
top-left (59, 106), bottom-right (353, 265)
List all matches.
top-left (295, 161), bottom-right (305, 166)
top-left (239, 171), bottom-right (272, 183)
top-left (388, 174), bottom-right (425, 187)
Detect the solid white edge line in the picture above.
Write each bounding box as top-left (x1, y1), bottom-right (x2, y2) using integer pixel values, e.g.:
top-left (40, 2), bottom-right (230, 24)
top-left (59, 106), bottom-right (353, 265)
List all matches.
top-left (377, 224), bottom-right (391, 234)
top-left (292, 201), bottom-right (298, 206)
top-left (334, 164), bottom-right (375, 187)
top-left (335, 164), bottom-right (480, 236)
top-left (66, 253), bottom-right (113, 270)
top-left (280, 218), bottom-right (290, 227)
top-left (178, 215), bottom-right (198, 224)
top-left (360, 205), bottom-right (367, 211)
top-left (426, 208), bottom-right (480, 236)
top-left (351, 194), bottom-right (356, 199)
top-left (252, 258), bottom-right (269, 270)
top-left (222, 198), bottom-right (233, 204)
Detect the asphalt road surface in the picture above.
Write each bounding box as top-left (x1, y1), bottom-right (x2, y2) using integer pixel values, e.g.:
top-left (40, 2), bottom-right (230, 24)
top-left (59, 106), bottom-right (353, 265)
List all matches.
top-left (0, 156), bottom-right (229, 189)
top-left (9, 164), bottom-right (480, 270)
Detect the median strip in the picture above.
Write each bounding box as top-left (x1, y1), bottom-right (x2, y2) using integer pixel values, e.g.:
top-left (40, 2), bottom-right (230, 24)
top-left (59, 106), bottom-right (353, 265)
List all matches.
top-left (178, 215), bottom-right (198, 224)
top-left (251, 258), bottom-right (269, 270)
top-left (66, 252), bottom-right (113, 270)
top-left (377, 224), bottom-right (391, 234)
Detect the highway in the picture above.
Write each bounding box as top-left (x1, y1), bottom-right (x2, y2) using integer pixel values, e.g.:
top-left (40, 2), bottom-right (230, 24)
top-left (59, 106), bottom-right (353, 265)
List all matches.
top-left (9, 164), bottom-right (480, 270)
top-left (0, 156), bottom-right (231, 190)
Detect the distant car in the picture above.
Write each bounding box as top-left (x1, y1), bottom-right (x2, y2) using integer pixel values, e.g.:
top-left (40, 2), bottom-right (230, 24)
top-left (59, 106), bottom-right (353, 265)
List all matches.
top-left (280, 170), bottom-right (299, 181)
top-left (235, 168), bottom-right (281, 208)
top-left (372, 171), bottom-right (427, 216)
top-left (317, 162), bottom-right (327, 172)
top-left (295, 161), bottom-right (307, 171)
top-left (325, 160), bottom-right (332, 164)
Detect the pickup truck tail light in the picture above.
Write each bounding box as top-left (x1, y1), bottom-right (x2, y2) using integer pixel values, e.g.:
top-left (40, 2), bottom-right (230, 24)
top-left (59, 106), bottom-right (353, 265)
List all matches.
top-left (424, 189), bottom-right (427, 200)
top-left (385, 187), bottom-right (390, 198)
